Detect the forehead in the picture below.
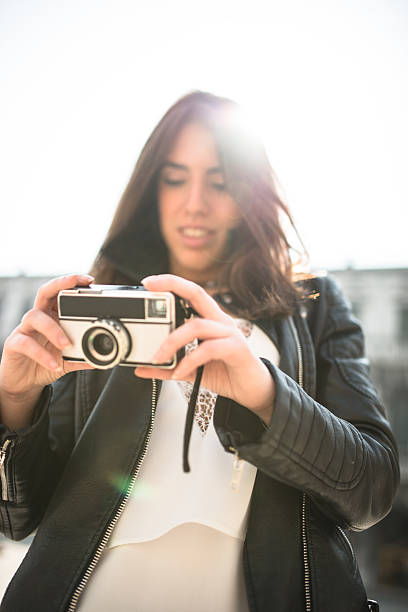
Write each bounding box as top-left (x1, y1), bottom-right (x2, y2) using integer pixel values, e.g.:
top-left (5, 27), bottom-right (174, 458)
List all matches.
top-left (165, 122), bottom-right (221, 169)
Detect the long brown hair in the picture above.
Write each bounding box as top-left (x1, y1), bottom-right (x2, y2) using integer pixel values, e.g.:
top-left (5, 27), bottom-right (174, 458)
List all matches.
top-left (90, 91), bottom-right (308, 318)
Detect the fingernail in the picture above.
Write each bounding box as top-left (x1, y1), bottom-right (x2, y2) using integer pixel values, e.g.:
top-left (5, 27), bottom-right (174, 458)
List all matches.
top-left (141, 275), bottom-right (157, 285)
top-left (49, 359), bottom-right (59, 370)
top-left (79, 274), bottom-right (94, 282)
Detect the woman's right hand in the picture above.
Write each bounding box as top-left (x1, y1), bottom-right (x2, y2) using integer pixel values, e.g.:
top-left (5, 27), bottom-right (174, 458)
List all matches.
top-left (0, 274), bottom-right (95, 429)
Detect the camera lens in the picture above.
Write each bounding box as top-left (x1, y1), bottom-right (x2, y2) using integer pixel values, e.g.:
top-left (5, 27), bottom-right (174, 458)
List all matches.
top-left (82, 327), bottom-right (118, 366)
top-left (81, 319), bottom-right (130, 369)
top-left (92, 332), bottom-right (115, 356)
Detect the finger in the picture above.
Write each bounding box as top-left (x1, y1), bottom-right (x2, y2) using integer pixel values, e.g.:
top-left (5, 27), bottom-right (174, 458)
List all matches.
top-left (7, 333), bottom-right (61, 371)
top-left (20, 309), bottom-right (71, 350)
top-left (34, 273), bottom-right (94, 311)
top-left (63, 361), bottom-right (95, 374)
top-left (134, 366), bottom-right (176, 381)
top-left (152, 318), bottom-right (232, 364)
top-left (141, 274), bottom-right (231, 324)
top-left (171, 337), bottom-right (236, 380)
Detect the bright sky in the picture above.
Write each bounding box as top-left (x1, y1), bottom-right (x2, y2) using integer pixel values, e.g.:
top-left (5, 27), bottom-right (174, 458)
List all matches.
top-left (1, 0), bottom-right (407, 276)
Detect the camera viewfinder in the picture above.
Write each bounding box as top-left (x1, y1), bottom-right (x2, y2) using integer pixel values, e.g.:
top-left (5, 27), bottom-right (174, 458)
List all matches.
top-left (147, 298), bottom-right (168, 319)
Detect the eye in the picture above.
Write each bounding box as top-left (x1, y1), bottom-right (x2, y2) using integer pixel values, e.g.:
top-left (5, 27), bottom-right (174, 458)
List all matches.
top-left (162, 178), bottom-right (185, 187)
top-left (211, 182), bottom-right (226, 192)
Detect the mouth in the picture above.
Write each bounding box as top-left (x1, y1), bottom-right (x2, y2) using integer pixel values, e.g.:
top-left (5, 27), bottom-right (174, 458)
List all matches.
top-left (178, 226), bottom-right (215, 247)
top-left (180, 227), bottom-right (213, 237)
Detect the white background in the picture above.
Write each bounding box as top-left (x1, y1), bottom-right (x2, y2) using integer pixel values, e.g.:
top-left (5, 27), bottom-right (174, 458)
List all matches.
top-left (1, 0), bottom-right (407, 276)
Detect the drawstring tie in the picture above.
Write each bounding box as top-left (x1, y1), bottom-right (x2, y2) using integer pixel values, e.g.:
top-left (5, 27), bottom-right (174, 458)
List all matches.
top-left (182, 364), bottom-right (204, 472)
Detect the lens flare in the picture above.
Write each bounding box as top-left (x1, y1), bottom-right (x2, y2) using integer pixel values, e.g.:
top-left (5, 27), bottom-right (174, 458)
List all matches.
top-left (111, 474), bottom-right (155, 500)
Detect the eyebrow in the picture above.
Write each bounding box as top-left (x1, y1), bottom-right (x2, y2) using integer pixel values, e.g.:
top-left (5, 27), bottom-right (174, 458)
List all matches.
top-left (161, 162), bottom-right (223, 175)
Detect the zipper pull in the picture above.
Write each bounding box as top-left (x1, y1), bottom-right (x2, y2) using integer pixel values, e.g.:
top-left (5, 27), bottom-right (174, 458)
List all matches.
top-left (0, 438), bottom-right (11, 466)
top-left (1, 438), bottom-right (13, 501)
top-left (229, 447), bottom-right (244, 491)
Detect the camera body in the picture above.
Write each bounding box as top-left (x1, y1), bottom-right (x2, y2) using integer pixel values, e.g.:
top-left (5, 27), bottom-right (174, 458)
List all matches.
top-left (58, 285), bottom-right (187, 369)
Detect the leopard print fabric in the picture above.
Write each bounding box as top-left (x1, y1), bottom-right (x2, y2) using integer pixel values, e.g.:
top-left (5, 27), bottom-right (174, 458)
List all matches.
top-left (177, 320), bottom-right (254, 435)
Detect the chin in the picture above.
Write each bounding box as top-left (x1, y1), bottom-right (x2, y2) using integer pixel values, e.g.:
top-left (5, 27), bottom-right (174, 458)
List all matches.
top-left (174, 258), bottom-right (220, 281)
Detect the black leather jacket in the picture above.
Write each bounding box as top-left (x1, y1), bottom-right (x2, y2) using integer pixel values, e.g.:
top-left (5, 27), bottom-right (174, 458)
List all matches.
top-left (0, 275), bottom-right (399, 612)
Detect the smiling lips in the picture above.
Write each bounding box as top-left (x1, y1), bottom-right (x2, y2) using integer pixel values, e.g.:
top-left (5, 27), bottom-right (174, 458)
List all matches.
top-left (178, 226), bottom-right (215, 248)
top-left (180, 227), bottom-right (212, 237)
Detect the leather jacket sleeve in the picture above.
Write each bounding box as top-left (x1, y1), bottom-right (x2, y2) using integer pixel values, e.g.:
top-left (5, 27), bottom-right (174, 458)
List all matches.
top-left (214, 276), bottom-right (400, 531)
top-left (0, 374), bottom-right (77, 540)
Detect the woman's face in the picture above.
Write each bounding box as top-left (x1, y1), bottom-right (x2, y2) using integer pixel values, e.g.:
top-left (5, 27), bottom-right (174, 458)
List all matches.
top-left (158, 122), bottom-right (242, 284)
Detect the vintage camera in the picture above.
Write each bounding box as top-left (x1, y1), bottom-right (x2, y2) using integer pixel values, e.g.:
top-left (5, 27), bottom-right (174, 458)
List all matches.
top-left (58, 285), bottom-right (188, 369)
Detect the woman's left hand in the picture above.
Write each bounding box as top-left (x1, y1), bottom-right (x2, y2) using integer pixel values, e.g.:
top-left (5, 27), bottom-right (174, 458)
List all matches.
top-left (134, 274), bottom-right (275, 425)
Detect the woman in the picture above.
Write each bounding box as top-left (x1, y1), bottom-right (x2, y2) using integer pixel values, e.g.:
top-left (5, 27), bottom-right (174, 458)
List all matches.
top-left (0, 91), bottom-right (399, 611)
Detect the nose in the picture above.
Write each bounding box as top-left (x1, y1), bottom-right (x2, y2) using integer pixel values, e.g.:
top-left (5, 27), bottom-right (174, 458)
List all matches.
top-left (184, 177), bottom-right (209, 215)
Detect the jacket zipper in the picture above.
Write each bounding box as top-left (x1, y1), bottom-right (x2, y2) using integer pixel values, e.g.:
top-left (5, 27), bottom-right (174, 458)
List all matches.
top-left (288, 316), bottom-right (311, 612)
top-left (289, 315), bottom-right (304, 390)
top-left (301, 493), bottom-right (312, 612)
top-left (0, 438), bottom-right (14, 501)
top-left (67, 378), bottom-right (158, 612)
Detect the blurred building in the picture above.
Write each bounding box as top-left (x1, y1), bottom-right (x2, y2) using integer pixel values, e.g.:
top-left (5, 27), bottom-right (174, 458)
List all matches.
top-left (1, 269), bottom-right (407, 487)
top-left (0, 270), bottom-right (407, 478)
top-left (331, 268), bottom-right (408, 489)
top-left (329, 268), bottom-right (408, 602)
top-left (0, 270), bottom-right (407, 479)
top-left (0, 275), bottom-right (51, 347)
top-left (0, 269), bottom-right (408, 605)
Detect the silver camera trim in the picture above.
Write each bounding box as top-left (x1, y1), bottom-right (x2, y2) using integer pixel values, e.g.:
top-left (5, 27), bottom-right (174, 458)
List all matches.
top-left (57, 285), bottom-right (179, 369)
top-left (57, 286), bottom-right (174, 323)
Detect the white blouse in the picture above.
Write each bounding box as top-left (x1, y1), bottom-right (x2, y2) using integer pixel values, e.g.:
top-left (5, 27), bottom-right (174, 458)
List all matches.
top-left (77, 322), bottom-right (280, 612)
